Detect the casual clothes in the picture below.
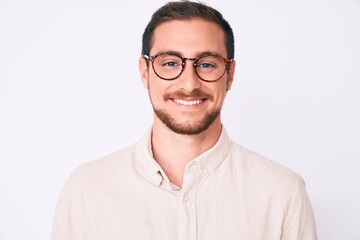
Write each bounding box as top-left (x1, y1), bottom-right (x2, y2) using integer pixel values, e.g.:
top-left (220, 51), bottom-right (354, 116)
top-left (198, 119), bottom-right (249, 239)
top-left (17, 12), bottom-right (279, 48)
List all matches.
top-left (52, 128), bottom-right (317, 240)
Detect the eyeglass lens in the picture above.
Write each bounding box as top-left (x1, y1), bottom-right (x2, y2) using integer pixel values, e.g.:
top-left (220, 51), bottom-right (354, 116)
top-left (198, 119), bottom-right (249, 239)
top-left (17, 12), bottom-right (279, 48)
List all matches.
top-left (152, 54), bottom-right (227, 81)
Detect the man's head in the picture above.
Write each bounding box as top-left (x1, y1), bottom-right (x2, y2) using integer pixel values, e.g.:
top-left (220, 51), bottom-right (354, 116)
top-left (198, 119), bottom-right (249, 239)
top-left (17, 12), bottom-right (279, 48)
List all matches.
top-left (139, 1), bottom-right (236, 135)
top-left (142, 1), bottom-right (234, 60)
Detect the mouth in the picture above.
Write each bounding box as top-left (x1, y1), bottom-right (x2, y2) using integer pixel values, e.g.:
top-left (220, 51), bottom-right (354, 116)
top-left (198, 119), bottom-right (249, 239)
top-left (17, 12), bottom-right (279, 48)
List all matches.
top-left (172, 98), bottom-right (204, 106)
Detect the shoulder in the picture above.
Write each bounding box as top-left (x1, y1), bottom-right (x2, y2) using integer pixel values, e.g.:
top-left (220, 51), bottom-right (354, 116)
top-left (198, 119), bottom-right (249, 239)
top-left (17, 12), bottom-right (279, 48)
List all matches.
top-left (228, 142), bottom-right (313, 218)
top-left (229, 142), bottom-right (305, 192)
top-left (63, 143), bottom-right (138, 193)
top-left (228, 142), bottom-right (317, 237)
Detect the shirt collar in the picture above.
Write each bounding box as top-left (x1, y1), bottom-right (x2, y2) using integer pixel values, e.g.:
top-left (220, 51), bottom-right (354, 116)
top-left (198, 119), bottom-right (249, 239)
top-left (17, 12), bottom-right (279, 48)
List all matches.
top-left (191, 127), bottom-right (232, 178)
top-left (136, 126), bottom-right (232, 186)
top-left (136, 128), bottom-right (164, 186)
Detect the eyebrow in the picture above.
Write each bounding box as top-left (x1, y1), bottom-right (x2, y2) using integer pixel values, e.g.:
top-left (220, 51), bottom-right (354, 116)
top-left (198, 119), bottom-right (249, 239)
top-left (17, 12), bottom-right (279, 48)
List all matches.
top-left (154, 50), bottom-right (222, 58)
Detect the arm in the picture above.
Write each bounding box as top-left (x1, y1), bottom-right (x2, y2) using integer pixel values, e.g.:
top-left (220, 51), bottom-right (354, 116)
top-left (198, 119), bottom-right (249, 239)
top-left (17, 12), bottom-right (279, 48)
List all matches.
top-left (281, 178), bottom-right (318, 240)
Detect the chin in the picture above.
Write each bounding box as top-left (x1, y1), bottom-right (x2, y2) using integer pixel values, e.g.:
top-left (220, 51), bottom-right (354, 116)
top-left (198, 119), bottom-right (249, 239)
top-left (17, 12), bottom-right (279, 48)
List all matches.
top-left (154, 108), bottom-right (220, 135)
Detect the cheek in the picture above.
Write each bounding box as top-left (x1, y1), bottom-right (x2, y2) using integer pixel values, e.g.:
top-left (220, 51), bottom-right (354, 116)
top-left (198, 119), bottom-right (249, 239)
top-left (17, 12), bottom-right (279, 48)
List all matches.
top-left (213, 89), bottom-right (228, 107)
top-left (213, 84), bottom-right (228, 99)
top-left (148, 79), bottom-right (169, 100)
top-left (149, 87), bottom-right (161, 102)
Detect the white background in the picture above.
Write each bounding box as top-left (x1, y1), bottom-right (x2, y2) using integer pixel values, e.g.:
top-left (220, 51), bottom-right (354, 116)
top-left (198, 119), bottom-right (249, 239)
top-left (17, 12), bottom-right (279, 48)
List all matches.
top-left (1, 0), bottom-right (359, 239)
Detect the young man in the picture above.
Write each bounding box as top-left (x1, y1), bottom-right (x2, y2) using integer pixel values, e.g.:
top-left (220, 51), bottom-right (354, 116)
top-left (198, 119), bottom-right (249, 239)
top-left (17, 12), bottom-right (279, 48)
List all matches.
top-left (52, 1), bottom-right (317, 239)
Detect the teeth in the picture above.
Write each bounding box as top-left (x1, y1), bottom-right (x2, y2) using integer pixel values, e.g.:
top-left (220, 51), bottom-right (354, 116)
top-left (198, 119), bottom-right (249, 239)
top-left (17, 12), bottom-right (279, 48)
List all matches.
top-left (174, 99), bottom-right (203, 106)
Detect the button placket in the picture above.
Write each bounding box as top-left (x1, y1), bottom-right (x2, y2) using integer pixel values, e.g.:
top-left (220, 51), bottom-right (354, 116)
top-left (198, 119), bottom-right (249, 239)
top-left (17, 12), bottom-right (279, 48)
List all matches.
top-left (178, 164), bottom-right (200, 240)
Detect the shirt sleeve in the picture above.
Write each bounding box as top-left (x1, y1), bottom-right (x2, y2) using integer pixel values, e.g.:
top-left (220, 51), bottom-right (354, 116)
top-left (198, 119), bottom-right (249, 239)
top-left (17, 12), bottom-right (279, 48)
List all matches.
top-left (281, 177), bottom-right (318, 240)
top-left (51, 172), bottom-right (82, 240)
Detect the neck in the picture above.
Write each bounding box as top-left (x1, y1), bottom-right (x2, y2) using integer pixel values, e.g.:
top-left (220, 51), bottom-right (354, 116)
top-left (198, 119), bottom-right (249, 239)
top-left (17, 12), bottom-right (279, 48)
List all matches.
top-left (151, 116), bottom-right (222, 187)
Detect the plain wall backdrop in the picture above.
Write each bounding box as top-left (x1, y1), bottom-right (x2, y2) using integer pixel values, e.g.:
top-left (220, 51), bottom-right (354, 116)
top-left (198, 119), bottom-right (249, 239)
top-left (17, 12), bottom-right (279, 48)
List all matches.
top-left (0, 0), bottom-right (359, 239)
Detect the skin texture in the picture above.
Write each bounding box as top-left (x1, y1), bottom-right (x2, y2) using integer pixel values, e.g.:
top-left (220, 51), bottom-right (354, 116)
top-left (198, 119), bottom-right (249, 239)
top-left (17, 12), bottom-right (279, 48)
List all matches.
top-left (139, 19), bottom-right (236, 186)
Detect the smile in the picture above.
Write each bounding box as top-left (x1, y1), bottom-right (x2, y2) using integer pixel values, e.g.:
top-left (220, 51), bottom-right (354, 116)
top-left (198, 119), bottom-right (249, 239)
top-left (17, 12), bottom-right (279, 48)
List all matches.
top-left (173, 99), bottom-right (203, 106)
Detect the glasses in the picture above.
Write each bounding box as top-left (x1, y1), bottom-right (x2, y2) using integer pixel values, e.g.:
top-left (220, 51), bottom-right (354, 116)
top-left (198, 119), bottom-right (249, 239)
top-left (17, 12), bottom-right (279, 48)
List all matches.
top-left (143, 52), bottom-right (233, 82)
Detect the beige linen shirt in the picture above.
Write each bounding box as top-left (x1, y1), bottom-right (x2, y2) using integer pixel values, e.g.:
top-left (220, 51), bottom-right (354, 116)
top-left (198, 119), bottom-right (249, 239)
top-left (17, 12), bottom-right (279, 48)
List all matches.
top-left (52, 128), bottom-right (317, 240)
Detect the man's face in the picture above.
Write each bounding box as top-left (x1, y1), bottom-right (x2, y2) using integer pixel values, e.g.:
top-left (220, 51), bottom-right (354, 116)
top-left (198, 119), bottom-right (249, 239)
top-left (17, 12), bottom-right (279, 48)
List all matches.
top-left (139, 19), bottom-right (235, 135)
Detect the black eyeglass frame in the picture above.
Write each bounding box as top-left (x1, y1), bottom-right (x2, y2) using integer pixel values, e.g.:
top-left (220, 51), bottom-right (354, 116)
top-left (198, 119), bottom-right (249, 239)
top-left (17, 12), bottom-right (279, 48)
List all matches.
top-left (142, 52), bottom-right (233, 82)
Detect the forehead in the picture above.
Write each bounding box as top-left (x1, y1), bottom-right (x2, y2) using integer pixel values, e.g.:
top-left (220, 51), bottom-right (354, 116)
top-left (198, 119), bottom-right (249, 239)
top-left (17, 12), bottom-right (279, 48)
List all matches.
top-left (151, 19), bottom-right (227, 57)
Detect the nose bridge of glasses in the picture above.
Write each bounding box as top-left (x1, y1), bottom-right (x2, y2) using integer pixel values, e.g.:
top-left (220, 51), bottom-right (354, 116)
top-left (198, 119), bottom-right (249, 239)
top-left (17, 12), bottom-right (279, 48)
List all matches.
top-left (183, 57), bottom-right (196, 60)
top-left (179, 57), bottom-right (202, 84)
top-left (182, 57), bottom-right (197, 68)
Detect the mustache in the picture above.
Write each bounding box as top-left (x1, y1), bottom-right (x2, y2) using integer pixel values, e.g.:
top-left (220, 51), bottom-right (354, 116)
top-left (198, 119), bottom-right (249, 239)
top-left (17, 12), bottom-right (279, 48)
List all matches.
top-left (163, 89), bottom-right (213, 101)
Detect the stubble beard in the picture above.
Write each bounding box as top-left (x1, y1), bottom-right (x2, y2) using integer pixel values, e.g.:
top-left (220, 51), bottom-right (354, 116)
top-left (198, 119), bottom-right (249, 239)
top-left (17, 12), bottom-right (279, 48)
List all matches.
top-left (148, 82), bottom-right (224, 135)
top-left (153, 107), bottom-right (221, 135)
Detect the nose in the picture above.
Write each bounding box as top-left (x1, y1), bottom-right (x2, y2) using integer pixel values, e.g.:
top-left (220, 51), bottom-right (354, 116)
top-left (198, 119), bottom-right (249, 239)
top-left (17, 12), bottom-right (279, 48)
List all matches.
top-left (176, 58), bottom-right (201, 93)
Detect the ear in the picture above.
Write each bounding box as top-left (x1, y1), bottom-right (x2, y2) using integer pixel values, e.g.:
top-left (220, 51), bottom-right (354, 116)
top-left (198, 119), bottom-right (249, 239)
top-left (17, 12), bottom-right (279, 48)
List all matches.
top-left (139, 57), bottom-right (149, 89)
top-left (226, 60), bottom-right (236, 91)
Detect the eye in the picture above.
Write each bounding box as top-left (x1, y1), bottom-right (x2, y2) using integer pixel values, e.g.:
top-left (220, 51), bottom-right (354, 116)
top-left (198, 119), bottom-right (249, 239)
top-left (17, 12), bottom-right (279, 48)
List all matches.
top-left (196, 55), bottom-right (222, 70)
top-left (162, 61), bottom-right (180, 67)
top-left (156, 54), bottom-right (182, 68)
top-left (197, 62), bottom-right (215, 68)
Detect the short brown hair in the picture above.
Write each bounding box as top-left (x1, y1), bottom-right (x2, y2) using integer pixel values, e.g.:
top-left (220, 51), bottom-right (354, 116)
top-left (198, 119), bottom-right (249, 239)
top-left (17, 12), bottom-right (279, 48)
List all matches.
top-left (141, 1), bottom-right (235, 59)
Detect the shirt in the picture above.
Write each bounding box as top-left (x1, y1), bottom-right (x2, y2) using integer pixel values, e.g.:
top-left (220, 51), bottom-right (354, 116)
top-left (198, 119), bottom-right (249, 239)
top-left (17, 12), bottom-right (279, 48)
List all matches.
top-left (51, 128), bottom-right (317, 240)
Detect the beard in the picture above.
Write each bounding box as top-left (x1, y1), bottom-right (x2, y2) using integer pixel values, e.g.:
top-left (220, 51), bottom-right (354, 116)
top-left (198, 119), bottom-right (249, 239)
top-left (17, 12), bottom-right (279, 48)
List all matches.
top-left (149, 88), bottom-right (221, 135)
top-left (153, 107), bottom-right (220, 135)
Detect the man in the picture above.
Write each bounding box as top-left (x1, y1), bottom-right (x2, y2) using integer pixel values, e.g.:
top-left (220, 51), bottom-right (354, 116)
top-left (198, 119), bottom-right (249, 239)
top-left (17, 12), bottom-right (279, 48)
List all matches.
top-left (52, 1), bottom-right (317, 239)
